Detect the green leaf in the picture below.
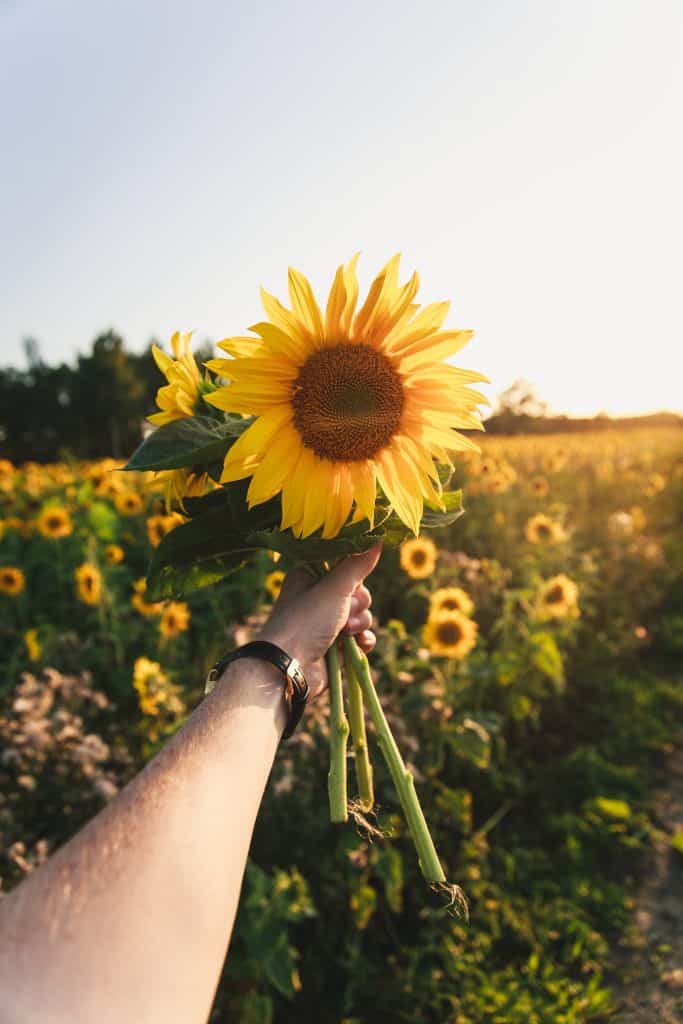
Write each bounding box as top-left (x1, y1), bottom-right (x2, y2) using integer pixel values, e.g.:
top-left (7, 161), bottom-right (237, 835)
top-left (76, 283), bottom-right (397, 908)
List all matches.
top-left (529, 631), bottom-right (564, 687)
top-left (86, 501), bottom-right (119, 541)
top-left (123, 415), bottom-right (247, 472)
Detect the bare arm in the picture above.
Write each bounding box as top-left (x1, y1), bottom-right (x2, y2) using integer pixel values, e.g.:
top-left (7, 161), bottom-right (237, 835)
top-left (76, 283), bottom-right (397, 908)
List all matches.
top-left (0, 546), bottom-right (380, 1024)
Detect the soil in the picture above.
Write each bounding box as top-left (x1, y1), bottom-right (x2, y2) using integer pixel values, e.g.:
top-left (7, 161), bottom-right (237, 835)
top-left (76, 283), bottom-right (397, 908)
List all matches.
top-left (612, 743), bottom-right (683, 1023)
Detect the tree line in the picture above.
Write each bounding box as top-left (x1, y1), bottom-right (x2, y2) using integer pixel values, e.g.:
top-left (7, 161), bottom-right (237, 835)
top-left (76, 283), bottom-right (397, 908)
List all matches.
top-left (1, 335), bottom-right (679, 463)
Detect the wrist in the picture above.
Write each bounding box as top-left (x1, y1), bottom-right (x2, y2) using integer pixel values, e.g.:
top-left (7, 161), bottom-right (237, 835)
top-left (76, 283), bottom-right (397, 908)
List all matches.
top-left (214, 658), bottom-right (288, 734)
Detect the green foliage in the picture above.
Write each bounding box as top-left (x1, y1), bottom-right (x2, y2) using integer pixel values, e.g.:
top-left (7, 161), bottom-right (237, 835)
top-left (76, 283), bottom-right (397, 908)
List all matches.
top-left (124, 415), bottom-right (247, 473)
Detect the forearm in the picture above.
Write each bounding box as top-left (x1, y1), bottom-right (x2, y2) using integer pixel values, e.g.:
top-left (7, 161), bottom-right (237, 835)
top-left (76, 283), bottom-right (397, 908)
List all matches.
top-left (0, 660), bottom-right (287, 1024)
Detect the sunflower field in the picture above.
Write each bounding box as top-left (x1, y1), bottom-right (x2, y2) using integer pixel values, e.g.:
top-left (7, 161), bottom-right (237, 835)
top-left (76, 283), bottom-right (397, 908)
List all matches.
top-left (1, 426), bottom-right (682, 1023)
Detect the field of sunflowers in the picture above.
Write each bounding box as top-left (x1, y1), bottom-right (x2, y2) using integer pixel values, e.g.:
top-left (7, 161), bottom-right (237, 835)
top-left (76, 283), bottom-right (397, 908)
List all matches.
top-left (1, 426), bottom-right (682, 1023)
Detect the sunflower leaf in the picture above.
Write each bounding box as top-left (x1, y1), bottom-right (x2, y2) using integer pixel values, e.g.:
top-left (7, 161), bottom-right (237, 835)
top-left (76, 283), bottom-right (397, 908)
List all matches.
top-left (123, 415), bottom-right (247, 472)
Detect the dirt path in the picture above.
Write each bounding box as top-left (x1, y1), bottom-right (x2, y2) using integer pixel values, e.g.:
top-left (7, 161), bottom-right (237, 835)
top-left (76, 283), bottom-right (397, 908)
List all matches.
top-left (612, 743), bottom-right (683, 1023)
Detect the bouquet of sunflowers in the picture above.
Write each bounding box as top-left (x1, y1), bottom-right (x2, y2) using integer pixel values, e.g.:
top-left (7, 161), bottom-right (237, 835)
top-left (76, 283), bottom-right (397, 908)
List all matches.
top-left (125, 255), bottom-right (487, 899)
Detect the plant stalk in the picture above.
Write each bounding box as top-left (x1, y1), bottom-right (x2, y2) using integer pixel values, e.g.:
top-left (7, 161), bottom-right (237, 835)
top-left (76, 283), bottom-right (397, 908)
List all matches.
top-left (326, 642), bottom-right (349, 823)
top-left (342, 635), bottom-right (374, 812)
top-left (344, 637), bottom-right (446, 883)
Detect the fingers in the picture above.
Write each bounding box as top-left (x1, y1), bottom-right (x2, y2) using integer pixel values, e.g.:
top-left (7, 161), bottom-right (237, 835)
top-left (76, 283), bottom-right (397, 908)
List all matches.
top-left (320, 543), bottom-right (382, 600)
top-left (349, 585), bottom-right (371, 616)
top-left (356, 629), bottom-right (376, 654)
top-left (343, 607), bottom-right (373, 635)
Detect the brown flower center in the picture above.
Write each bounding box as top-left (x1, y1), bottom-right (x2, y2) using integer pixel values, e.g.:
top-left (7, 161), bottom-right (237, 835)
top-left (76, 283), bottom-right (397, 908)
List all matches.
top-left (292, 343), bottom-right (404, 461)
top-left (47, 515), bottom-right (62, 530)
top-left (545, 584), bottom-right (565, 604)
top-left (436, 620), bottom-right (464, 646)
top-left (410, 550), bottom-right (427, 567)
top-left (441, 598), bottom-right (460, 610)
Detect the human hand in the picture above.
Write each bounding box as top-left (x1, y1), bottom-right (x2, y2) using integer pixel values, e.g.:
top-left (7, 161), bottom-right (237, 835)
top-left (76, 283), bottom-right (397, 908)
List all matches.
top-left (258, 544), bottom-right (382, 698)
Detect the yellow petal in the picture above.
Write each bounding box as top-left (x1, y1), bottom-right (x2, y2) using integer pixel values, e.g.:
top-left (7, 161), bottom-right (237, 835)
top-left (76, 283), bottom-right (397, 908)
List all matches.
top-left (246, 428), bottom-right (303, 505)
top-left (260, 288), bottom-right (309, 344)
top-left (321, 463), bottom-right (354, 538)
top-left (397, 330), bottom-right (475, 369)
top-left (352, 254), bottom-right (401, 340)
top-left (152, 344), bottom-right (173, 375)
top-left (219, 405), bottom-right (293, 481)
top-left (385, 302), bottom-right (451, 353)
top-left (375, 446), bottom-right (422, 536)
top-left (216, 336), bottom-right (264, 358)
top-left (325, 264), bottom-right (347, 340)
top-left (348, 460), bottom-right (377, 527)
top-left (288, 267), bottom-right (324, 339)
top-left (340, 253), bottom-right (360, 335)
top-left (248, 322), bottom-right (307, 362)
top-left (301, 457), bottom-right (332, 537)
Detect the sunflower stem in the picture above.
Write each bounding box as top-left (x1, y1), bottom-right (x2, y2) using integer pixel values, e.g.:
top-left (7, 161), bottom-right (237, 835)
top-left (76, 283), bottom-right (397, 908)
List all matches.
top-left (344, 637), bottom-right (446, 884)
top-left (326, 642), bottom-right (349, 823)
top-left (342, 635), bottom-right (374, 812)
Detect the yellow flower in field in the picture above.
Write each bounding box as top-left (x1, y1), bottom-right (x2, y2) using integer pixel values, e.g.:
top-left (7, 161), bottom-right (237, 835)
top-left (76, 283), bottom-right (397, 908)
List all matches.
top-left (159, 601), bottom-right (190, 638)
top-left (0, 566), bottom-right (25, 596)
top-left (265, 570), bottom-right (285, 600)
top-left (75, 563), bottom-right (103, 606)
top-left (429, 587), bottom-right (474, 618)
top-left (537, 574), bottom-right (579, 620)
top-left (149, 331), bottom-right (202, 426)
top-left (147, 512), bottom-right (183, 548)
top-left (105, 544), bottom-right (125, 565)
top-left (115, 490), bottom-right (144, 516)
top-left (529, 476), bottom-right (549, 498)
top-left (423, 610), bottom-right (478, 659)
top-left (644, 472), bottom-right (665, 497)
top-left (629, 506), bottom-right (646, 532)
top-left (133, 656), bottom-right (184, 718)
top-left (24, 628), bottom-right (41, 662)
top-left (0, 459), bottom-right (15, 492)
top-left (400, 537), bottom-right (437, 579)
top-left (155, 467), bottom-right (209, 512)
top-left (525, 514), bottom-right (564, 544)
top-left (37, 505), bottom-right (73, 539)
top-left (131, 578), bottom-right (163, 617)
top-left (204, 255), bottom-right (487, 538)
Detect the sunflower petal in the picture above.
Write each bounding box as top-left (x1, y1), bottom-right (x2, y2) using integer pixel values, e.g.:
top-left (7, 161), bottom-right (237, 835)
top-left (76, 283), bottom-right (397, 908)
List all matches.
top-left (288, 267), bottom-right (324, 339)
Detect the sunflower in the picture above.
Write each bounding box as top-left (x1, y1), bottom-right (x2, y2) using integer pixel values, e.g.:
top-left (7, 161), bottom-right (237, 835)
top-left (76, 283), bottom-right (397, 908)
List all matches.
top-left (133, 656), bottom-right (184, 718)
top-left (24, 628), bottom-right (41, 662)
top-left (537, 574), bottom-right (579, 620)
top-left (115, 490), bottom-right (144, 516)
top-left (0, 459), bottom-right (15, 492)
top-left (525, 514), bottom-right (564, 544)
top-left (423, 610), bottom-right (478, 659)
top-left (429, 586), bottom-right (473, 618)
top-left (159, 601), bottom-right (191, 638)
top-left (75, 563), bottom-right (103, 606)
top-left (155, 467), bottom-right (210, 513)
top-left (131, 578), bottom-right (163, 617)
top-left (264, 570), bottom-right (285, 600)
top-left (147, 512), bottom-right (183, 548)
top-left (37, 505), bottom-right (73, 539)
top-left (105, 544), bottom-right (125, 565)
top-left (149, 331), bottom-right (202, 426)
top-left (0, 566), bottom-right (25, 596)
top-left (400, 537), bottom-right (437, 579)
top-left (204, 255), bottom-right (487, 538)
top-left (529, 476), bottom-right (549, 498)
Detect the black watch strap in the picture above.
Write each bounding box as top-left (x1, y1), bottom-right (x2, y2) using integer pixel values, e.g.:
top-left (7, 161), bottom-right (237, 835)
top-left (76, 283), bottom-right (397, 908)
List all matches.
top-left (205, 640), bottom-right (309, 740)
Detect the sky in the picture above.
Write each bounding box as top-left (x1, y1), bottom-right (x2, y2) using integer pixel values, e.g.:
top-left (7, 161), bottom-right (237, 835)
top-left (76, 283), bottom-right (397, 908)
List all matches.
top-left (1, 0), bottom-right (682, 416)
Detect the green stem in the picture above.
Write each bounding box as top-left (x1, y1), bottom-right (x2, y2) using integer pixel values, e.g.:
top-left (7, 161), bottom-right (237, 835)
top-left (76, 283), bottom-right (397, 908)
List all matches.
top-left (326, 643), bottom-right (349, 823)
top-left (342, 635), bottom-right (374, 812)
top-left (344, 637), bottom-right (446, 884)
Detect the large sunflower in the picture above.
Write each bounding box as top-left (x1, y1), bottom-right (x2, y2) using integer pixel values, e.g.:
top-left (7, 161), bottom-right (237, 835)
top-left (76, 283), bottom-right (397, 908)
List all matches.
top-left (204, 255), bottom-right (487, 538)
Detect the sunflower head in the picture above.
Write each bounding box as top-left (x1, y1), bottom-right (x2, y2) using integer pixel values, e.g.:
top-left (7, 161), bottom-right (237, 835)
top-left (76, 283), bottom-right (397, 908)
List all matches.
top-left (530, 476), bottom-right (549, 498)
top-left (0, 566), bottom-right (25, 596)
top-left (264, 570), bottom-right (286, 600)
top-left (155, 467), bottom-right (210, 513)
top-left (131, 577), bottom-right (163, 617)
top-left (159, 601), bottom-right (191, 638)
top-left (525, 514), bottom-right (564, 545)
top-left (537, 574), bottom-right (579, 620)
top-left (37, 506), bottom-right (73, 539)
top-left (423, 609), bottom-right (478, 659)
top-left (204, 255), bottom-right (487, 539)
top-left (400, 537), bottom-right (438, 579)
top-left (115, 491), bottom-right (144, 516)
top-left (429, 586), bottom-right (473, 618)
top-left (105, 544), bottom-right (125, 565)
top-left (75, 563), bottom-right (103, 606)
top-left (147, 512), bottom-right (183, 548)
top-left (149, 331), bottom-right (202, 426)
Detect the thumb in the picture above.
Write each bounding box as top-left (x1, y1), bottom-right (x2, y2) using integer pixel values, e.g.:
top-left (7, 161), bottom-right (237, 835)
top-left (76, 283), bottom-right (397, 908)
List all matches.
top-left (318, 543), bottom-right (383, 600)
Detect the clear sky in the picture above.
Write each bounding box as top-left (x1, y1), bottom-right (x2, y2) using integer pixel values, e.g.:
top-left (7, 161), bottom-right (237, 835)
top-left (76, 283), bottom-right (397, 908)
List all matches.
top-left (1, 0), bottom-right (681, 416)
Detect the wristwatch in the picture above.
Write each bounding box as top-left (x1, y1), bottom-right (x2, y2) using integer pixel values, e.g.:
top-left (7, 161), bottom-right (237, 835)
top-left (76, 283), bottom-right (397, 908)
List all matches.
top-left (204, 640), bottom-right (309, 740)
